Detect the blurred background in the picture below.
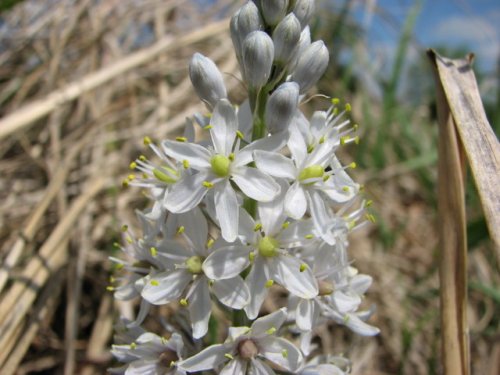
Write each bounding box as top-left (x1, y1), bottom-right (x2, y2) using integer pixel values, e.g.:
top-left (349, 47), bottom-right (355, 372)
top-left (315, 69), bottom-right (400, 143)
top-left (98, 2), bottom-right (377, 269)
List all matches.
top-left (0, 0), bottom-right (498, 374)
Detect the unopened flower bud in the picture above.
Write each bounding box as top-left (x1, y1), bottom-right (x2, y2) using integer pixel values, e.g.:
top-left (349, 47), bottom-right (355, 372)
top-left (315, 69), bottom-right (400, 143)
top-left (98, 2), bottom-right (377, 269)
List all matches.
top-left (265, 82), bottom-right (299, 134)
top-left (189, 53), bottom-right (227, 107)
top-left (230, 1), bottom-right (262, 59)
top-left (260, 0), bottom-right (289, 27)
top-left (242, 31), bottom-right (274, 89)
top-left (293, 0), bottom-right (315, 29)
top-left (290, 40), bottom-right (329, 93)
top-left (272, 13), bottom-right (301, 65)
top-left (288, 25), bottom-right (311, 70)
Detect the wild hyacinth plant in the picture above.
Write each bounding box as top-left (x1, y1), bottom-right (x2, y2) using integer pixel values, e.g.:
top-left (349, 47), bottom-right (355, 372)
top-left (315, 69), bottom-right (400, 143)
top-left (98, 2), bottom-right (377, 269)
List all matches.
top-left (109, 1), bottom-right (379, 374)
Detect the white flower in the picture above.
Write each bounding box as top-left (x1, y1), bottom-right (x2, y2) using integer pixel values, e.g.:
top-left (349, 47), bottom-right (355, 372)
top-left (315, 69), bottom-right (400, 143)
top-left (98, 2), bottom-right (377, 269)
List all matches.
top-left (178, 308), bottom-right (304, 374)
top-left (110, 332), bottom-right (186, 375)
top-left (254, 121), bottom-right (357, 244)
top-left (140, 208), bottom-right (250, 339)
top-left (202, 184), bottom-right (318, 319)
top-left (162, 99), bottom-right (284, 242)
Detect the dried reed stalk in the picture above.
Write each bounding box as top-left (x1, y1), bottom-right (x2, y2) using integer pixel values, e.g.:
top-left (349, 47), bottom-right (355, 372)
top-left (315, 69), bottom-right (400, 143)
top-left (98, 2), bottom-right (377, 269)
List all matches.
top-left (428, 50), bottom-right (500, 375)
top-left (0, 18), bottom-right (228, 141)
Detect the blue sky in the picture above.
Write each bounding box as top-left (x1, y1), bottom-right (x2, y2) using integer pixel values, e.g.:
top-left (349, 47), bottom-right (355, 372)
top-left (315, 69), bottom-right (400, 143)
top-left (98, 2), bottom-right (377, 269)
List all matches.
top-left (348, 0), bottom-right (500, 72)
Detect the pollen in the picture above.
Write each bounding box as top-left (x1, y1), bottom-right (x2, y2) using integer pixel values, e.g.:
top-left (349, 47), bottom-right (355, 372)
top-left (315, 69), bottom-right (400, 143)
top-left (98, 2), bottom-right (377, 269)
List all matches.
top-left (150, 247), bottom-right (158, 257)
top-left (183, 160), bottom-right (190, 169)
top-left (299, 263), bottom-right (307, 272)
top-left (180, 298), bottom-right (189, 307)
top-left (175, 136), bottom-right (187, 142)
top-left (265, 279), bottom-right (274, 288)
top-left (177, 226), bottom-right (185, 234)
top-left (129, 161), bottom-right (137, 170)
top-left (150, 280), bottom-right (159, 286)
top-left (236, 130), bottom-right (244, 139)
top-left (202, 181), bottom-right (214, 188)
top-left (143, 136), bottom-right (152, 146)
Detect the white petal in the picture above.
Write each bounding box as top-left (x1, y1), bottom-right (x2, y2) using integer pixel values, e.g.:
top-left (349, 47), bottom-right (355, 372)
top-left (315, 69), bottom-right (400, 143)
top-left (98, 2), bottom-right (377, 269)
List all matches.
top-left (274, 255), bottom-right (318, 298)
top-left (210, 99), bottom-right (237, 155)
top-left (343, 313), bottom-right (380, 336)
top-left (235, 133), bottom-right (288, 167)
top-left (284, 181), bottom-right (307, 219)
top-left (165, 171), bottom-right (210, 213)
top-left (238, 208), bottom-right (258, 244)
top-left (233, 167), bottom-right (280, 202)
top-left (162, 140), bottom-right (211, 170)
top-left (214, 180), bottom-right (239, 242)
top-left (258, 336), bottom-right (304, 372)
top-left (350, 274), bottom-right (373, 294)
top-left (203, 245), bottom-right (251, 280)
top-left (251, 307), bottom-right (287, 337)
top-left (258, 179), bottom-right (288, 236)
top-left (178, 344), bottom-right (229, 371)
top-left (125, 359), bottom-right (160, 375)
top-left (287, 122), bottom-right (307, 166)
top-left (237, 99), bottom-right (253, 141)
top-left (253, 150), bottom-right (296, 179)
top-left (307, 190), bottom-right (336, 244)
top-left (296, 299), bottom-right (314, 331)
top-left (188, 277), bottom-right (212, 339)
top-left (141, 270), bottom-right (191, 305)
top-left (212, 276), bottom-right (250, 309)
top-left (178, 207), bottom-right (208, 252)
top-left (333, 291), bottom-right (361, 314)
top-left (244, 257), bottom-right (269, 320)
top-left (279, 219), bottom-right (316, 248)
top-left (220, 358), bottom-right (247, 375)
top-left (249, 358), bottom-right (275, 375)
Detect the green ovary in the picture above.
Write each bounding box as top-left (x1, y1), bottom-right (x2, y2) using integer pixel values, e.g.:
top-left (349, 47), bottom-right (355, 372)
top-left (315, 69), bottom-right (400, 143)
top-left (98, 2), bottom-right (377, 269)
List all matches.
top-left (153, 166), bottom-right (178, 183)
top-left (258, 236), bottom-right (279, 257)
top-left (298, 165), bottom-right (324, 181)
top-left (186, 256), bottom-right (203, 274)
top-left (210, 154), bottom-right (231, 177)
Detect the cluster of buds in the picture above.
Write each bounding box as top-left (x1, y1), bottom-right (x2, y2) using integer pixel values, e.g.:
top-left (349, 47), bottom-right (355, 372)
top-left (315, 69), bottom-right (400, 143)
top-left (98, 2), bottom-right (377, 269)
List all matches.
top-left (110, 1), bottom-right (378, 374)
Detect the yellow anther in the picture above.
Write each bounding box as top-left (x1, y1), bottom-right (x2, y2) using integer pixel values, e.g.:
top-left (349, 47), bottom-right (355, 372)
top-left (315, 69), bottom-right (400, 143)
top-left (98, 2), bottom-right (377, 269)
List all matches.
top-left (236, 130), bottom-right (244, 139)
top-left (354, 136), bottom-right (360, 145)
top-left (342, 186), bottom-right (350, 192)
top-left (299, 263), bottom-right (307, 272)
top-left (307, 144), bottom-right (314, 153)
top-left (180, 298), bottom-right (189, 306)
top-left (177, 226), bottom-right (185, 234)
top-left (122, 179), bottom-right (129, 187)
top-left (142, 173), bottom-right (148, 179)
top-left (323, 174), bottom-right (331, 182)
top-left (130, 342), bottom-right (137, 349)
top-left (224, 353), bottom-right (234, 360)
top-left (139, 155), bottom-right (147, 162)
top-left (266, 327), bottom-right (276, 335)
top-left (127, 174), bottom-right (136, 181)
top-left (129, 162), bottom-right (137, 170)
top-left (204, 125), bottom-right (213, 130)
top-left (366, 200), bottom-right (373, 207)
top-left (282, 221), bottom-right (290, 229)
top-left (113, 242), bottom-right (120, 248)
top-left (126, 236), bottom-right (133, 244)
top-left (229, 153), bottom-right (235, 161)
top-left (249, 252), bottom-right (255, 262)
top-left (349, 162), bottom-right (357, 169)
top-left (150, 280), bottom-right (159, 286)
top-left (175, 136), bottom-right (187, 142)
top-left (304, 234), bottom-right (314, 239)
top-left (202, 181), bottom-right (214, 188)
top-left (206, 238), bottom-right (215, 248)
top-left (340, 136), bottom-right (349, 146)
top-left (365, 213), bottom-right (376, 223)
top-left (282, 349), bottom-right (288, 358)
top-left (106, 286), bottom-right (115, 291)
top-left (265, 279), bottom-right (274, 288)
top-left (183, 160), bottom-right (190, 169)
top-left (150, 247), bottom-right (158, 257)
top-left (353, 123), bottom-right (359, 131)
top-left (319, 136), bottom-right (326, 144)
top-left (115, 263), bottom-right (124, 270)
top-left (205, 112), bottom-right (213, 118)
top-left (143, 136), bottom-right (152, 146)
top-left (332, 97), bottom-right (340, 105)
top-left (254, 223), bottom-right (262, 232)
top-left (121, 225), bottom-right (128, 232)
top-left (345, 103), bottom-right (352, 112)
top-left (109, 276), bottom-right (116, 283)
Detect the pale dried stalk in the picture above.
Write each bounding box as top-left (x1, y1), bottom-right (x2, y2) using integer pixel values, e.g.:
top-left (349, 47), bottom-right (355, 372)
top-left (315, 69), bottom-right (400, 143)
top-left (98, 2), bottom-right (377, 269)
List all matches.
top-left (427, 49), bottom-right (500, 375)
top-left (0, 177), bottom-right (107, 368)
top-left (0, 18), bottom-right (229, 141)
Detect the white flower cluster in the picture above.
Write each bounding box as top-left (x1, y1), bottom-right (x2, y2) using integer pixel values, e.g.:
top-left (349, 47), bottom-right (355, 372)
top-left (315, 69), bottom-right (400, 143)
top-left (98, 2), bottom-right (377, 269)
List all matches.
top-left (110, 1), bottom-right (378, 374)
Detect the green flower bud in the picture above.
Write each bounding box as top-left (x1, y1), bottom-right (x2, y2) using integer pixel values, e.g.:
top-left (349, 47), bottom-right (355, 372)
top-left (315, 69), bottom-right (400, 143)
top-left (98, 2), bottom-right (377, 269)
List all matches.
top-left (272, 13), bottom-right (301, 65)
top-left (265, 82), bottom-right (299, 134)
top-left (189, 53), bottom-right (227, 107)
top-left (242, 31), bottom-right (274, 89)
top-left (260, 0), bottom-right (288, 27)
